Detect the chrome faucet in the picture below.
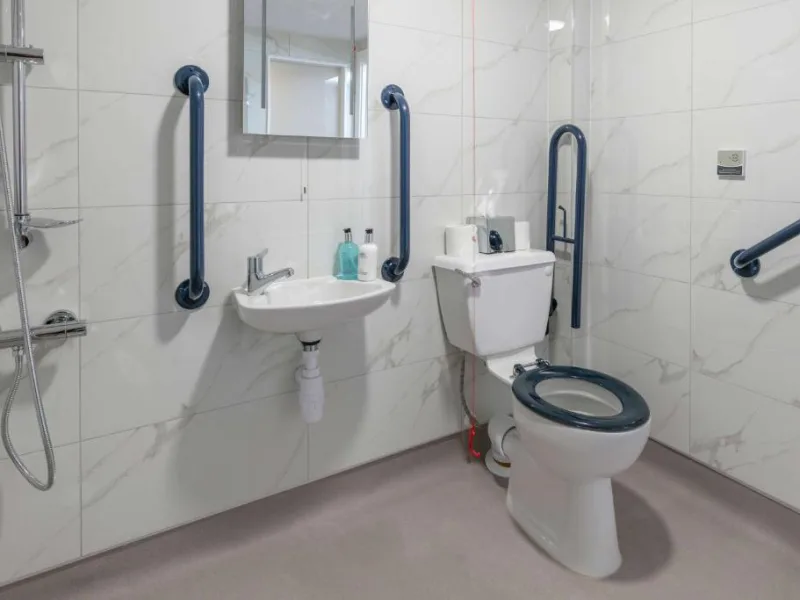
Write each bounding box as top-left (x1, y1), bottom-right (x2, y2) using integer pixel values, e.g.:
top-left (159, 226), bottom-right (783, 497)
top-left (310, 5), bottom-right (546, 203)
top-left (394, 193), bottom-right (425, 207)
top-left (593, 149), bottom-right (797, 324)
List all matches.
top-left (246, 248), bottom-right (294, 295)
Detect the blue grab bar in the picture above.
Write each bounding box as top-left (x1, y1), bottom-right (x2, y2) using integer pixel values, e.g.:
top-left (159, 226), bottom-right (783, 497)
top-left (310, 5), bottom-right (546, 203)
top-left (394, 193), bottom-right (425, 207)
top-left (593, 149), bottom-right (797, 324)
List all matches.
top-left (380, 85), bottom-right (411, 283)
top-left (547, 124), bottom-right (588, 329)
top-left (731, 218), bottom-right (800, 278)
top-left (174, 65), bottom-right (211, 309)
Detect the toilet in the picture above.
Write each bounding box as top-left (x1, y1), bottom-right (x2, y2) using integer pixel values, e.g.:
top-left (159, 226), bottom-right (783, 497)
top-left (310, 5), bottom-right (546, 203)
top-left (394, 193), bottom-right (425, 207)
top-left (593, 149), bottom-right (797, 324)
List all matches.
top-left (433, 249), bottom-right (651, 578)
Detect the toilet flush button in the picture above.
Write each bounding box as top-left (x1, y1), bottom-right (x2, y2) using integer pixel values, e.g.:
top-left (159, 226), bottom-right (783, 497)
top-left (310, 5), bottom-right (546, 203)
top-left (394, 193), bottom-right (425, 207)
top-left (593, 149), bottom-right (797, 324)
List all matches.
top-left (544, 266), bottom-right (554, 277)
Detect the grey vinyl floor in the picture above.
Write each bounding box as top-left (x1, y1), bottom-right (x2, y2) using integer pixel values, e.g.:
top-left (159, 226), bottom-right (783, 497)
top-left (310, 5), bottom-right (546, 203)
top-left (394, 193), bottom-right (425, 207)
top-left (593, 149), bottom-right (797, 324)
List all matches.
top-left (3, 437), bottom-right (800, 599)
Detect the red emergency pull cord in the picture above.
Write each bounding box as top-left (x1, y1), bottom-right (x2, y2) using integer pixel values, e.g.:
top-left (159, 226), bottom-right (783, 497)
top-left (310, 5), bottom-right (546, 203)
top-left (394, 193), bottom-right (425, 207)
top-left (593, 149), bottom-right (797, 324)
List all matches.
top-left (468, 425), bottom-right (481, 459)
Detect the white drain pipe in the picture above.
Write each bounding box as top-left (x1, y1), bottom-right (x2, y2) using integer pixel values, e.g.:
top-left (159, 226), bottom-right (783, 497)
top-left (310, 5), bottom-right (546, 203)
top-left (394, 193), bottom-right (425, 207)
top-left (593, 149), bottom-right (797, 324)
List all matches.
top-left (297, 345), bottom-right (325, 423)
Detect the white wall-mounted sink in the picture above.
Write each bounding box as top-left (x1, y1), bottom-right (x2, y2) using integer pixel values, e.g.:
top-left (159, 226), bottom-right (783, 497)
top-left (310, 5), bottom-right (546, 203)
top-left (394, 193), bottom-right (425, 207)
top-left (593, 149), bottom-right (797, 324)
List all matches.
top-left (233, 275), bottom-right (395, 424)
top-left (233, 276), bottom-right (396, 340)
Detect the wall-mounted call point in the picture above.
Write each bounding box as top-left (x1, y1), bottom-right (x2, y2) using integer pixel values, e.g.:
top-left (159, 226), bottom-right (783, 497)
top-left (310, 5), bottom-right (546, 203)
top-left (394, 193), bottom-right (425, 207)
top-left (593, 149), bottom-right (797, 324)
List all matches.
top-left (717, 149), bottom-right (746, 178)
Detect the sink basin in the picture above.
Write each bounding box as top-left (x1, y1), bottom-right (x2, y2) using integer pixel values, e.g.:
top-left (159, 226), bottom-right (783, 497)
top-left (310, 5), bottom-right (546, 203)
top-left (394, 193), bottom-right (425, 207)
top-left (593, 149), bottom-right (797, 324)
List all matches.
top-left (233, 276), bottom-right (396, 338)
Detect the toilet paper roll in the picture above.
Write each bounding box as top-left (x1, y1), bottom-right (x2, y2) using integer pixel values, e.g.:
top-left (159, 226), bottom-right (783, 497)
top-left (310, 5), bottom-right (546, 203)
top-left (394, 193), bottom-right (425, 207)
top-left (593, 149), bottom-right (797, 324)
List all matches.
top-left (515, 221), bottom-right (531, 251)
top-left (445, 225), bottom-right (478, 260)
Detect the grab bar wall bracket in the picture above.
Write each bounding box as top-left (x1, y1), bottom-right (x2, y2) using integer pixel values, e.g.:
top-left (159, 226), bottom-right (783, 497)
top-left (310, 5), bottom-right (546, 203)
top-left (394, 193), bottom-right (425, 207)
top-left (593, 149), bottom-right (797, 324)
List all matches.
top-left (174, 65), bottom-right (211, 310)
top-left (381, 84), bottom-right (411, 283)
top-left (730, 218), bottom-right (800, 278)
top-left (730, 249), bottom-right (762, 278)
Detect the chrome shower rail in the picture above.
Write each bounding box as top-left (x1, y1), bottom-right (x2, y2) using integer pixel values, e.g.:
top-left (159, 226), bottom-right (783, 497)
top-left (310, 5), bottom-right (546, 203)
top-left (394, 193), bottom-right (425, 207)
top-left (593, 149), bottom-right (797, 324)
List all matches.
top-left (174, 65), bottom-right (211, 309)
top-left (547, 124), bottom-right (588, 329)
top-left (12, 0), bottom-right (29, 223)
top-left (730, 218), bottom-right (800, 278)
top-left (381, 84), bottom-right (411, 283)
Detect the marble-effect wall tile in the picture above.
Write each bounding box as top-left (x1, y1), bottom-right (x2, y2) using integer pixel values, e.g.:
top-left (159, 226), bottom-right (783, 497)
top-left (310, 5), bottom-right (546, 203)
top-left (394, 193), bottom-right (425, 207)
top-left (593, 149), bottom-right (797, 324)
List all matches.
top-left (591, 0), bottom-right (691, 44)
top-left (0, 88), bottom-right (78, 210)
top-left (80, 307), bottom-right (302, 439)
top-left (369, 23), bottom-right (462, 116)
top-left (692, 286), bottom-right (800, 407)
top-left (590, 112), bottom-right (691, 196)
top-left (309, 356), bottom-right (462, 479)
top-left (81, 394), bottom-right (308, 555)
top-left (465, 0), bottom-right (548, 50)
top-left (584, 265), bottom-right (691, 367)
top-left (0, 444), bottom-right (81, 584)
top-left (589, 194), bottom-right (690, 282)
top-left (79, 0), bottom-right (242, 100)
top-left (591, 26), bottom-right (691, 118)
top-left (693, 1), bottom-right (800, 109)
top-left (691, 373), bottom-right (800, 509)
top-left (466, 40), bottom-right (548, 121)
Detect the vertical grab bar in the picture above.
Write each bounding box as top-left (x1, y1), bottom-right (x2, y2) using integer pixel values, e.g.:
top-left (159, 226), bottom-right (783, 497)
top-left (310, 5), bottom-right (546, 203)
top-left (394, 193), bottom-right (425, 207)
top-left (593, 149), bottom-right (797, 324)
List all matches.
top-left (174, 65), bottom-right (211, 310)
top-left (381, 85), bottom-right (411, 283)
top-left (547, 124), bottom-right (588, 329)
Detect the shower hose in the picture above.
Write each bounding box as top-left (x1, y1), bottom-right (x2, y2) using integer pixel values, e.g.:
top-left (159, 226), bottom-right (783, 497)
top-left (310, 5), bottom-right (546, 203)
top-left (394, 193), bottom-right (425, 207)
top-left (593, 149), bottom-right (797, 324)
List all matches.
top-left (0, 104), bottom-right (55, 490)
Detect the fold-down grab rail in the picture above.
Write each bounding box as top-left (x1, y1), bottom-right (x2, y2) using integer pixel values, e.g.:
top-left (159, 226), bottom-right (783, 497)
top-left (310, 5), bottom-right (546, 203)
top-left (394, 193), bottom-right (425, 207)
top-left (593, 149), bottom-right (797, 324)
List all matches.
top-left (174, 65), bottom-right (211, 309)
top-left (547, 124), bottom-right (588, 329)
top-left (730, 218), bottom-right (800, 277)
top-left (381, 85), bottom-right (411, 283)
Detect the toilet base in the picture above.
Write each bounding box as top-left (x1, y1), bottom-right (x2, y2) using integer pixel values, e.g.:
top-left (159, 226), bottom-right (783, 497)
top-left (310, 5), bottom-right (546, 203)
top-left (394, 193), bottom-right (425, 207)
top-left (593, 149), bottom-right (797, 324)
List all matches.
top-left (507, 446), bottom-right (622, 578)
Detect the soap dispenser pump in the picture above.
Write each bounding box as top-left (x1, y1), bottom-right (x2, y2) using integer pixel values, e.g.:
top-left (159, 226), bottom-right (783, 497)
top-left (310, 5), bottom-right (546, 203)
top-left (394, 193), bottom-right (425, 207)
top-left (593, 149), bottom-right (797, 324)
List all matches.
top-left (336, 228), bottom-right (359, 280)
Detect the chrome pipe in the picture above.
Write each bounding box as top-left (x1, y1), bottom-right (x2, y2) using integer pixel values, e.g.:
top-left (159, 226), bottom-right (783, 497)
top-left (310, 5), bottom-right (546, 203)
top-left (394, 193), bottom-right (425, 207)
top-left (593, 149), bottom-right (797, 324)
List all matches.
top-left (0, 319), bottom-right (87, 351)
top-left (12, 0), bottom-right (25, 45)
top-left (12, 61), bottom-right (26, 218)
top-left (11, 0), bottom-right (27, 219)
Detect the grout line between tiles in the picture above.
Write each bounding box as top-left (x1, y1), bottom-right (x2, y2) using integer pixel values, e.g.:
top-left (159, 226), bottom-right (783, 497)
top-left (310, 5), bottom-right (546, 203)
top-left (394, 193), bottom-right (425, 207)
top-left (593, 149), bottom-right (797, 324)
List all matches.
top-left (76, 0), bottom-right (83, 559)
top-left (688, 0), bottom-right (695, 455)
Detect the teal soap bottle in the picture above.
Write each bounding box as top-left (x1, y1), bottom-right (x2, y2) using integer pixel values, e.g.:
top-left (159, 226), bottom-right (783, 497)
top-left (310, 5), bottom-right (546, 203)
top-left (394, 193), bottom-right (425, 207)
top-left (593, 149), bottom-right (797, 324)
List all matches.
top-left (336, 228), bottom-right (359, 280)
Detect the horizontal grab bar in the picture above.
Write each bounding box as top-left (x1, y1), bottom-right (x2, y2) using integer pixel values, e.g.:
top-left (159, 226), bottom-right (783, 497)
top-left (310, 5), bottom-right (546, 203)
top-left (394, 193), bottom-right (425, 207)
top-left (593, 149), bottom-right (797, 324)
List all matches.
top-left (174, 65), bottom-right (211, 309)
top-left (730, 218), bottom-right (800, 278)
top-left (381, 85), bottom-right (411, 283)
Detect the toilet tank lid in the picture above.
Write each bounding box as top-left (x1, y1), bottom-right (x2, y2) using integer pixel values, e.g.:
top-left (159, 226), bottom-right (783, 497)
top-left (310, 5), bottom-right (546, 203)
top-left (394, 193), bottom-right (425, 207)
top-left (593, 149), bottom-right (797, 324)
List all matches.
top-left (434, 250), bottom-right (555, 274)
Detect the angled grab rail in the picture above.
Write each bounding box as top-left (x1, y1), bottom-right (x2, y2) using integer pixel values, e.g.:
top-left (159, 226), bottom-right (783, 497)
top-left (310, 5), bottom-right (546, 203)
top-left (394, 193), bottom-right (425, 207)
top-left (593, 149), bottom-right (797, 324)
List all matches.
top-left (731, 218), bottom-right (800, 278)
top-left (381, 85), bottom-right (411, 283)
top-left (174, 65), bottom-right (211, 309)
top-left (547, 124), bottom-right (588, 329)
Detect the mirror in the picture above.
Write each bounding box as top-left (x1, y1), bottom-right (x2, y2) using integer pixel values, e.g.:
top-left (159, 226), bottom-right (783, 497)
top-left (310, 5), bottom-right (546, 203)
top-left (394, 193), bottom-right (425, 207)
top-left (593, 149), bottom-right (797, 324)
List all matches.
top-left (243, 0), bottom-right (369, 139)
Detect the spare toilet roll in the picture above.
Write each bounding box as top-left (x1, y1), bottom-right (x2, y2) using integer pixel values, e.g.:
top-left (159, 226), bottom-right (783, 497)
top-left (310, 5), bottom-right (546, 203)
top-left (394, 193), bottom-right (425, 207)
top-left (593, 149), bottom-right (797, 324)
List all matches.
top-left (515, 221), bottom-right (531, 251)
top-left (445, 225), bottom-right (479, 260)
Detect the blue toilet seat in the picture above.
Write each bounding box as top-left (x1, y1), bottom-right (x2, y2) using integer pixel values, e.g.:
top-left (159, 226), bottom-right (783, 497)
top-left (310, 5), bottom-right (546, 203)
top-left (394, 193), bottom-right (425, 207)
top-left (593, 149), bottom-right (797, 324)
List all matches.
top-left (511, 365), bottom-right (650, 432)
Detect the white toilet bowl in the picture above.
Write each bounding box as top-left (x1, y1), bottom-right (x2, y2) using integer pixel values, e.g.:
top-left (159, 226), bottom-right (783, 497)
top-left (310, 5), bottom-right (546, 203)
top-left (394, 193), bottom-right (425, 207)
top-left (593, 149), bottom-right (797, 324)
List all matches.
top-left (489, 357), bottom-right (651, 578)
